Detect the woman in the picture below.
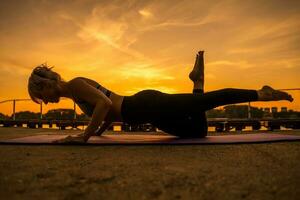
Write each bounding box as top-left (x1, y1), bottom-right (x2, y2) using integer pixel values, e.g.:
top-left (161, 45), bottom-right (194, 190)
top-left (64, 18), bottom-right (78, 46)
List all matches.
top-left (27, 53), bottom-right (293, 143)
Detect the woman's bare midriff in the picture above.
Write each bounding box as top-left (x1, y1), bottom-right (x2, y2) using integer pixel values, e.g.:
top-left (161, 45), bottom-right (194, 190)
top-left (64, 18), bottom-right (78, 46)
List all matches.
top-left (107, 92), bottom-right (124, 122)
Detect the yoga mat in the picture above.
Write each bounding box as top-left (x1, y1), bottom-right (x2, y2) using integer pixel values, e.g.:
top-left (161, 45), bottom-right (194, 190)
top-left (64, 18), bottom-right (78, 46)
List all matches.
top-left (0, 133), bottom-right (300, 145)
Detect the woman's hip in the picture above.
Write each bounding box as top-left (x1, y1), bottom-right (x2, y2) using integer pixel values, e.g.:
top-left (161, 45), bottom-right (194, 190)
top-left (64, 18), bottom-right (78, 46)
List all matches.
top-left (121, 89), bottom-right (167, 124)
top-left (120, 89), bottom-right (199, 124)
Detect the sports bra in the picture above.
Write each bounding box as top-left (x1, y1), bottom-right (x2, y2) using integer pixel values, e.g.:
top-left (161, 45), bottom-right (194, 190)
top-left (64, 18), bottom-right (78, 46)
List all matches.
top-left (74, 82), bottom-right (112, 117)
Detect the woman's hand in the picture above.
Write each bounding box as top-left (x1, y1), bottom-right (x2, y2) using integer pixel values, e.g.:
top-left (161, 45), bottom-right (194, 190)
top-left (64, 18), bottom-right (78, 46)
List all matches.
top-left (52, 134), bottom-right (86, 144)
top-left (95, 121), bottom-right (112, 136)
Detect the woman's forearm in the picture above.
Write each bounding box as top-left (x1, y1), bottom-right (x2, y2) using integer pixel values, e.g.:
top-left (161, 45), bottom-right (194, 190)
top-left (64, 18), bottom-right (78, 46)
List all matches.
top-left (84, 101), bottom-right (112, 140)
top-left (95, 120), bottom-right (112, 135)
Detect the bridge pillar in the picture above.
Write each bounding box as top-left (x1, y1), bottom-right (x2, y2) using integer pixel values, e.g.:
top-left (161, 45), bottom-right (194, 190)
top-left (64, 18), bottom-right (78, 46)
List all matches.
top-left (12, 100), bottom-right (16, 120)
top-left (248, 102), bottom-right (251, 119)
top-left (73, 102), bottom-right (77, 120)
top-left (40, 103), bottom-right (43, 120)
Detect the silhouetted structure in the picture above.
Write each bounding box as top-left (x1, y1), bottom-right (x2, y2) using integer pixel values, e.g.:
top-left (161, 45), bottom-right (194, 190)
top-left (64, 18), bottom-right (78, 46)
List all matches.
top-left (14, 111), bottom-right (40, 120)
top-left (1, 105), bottom-right (300, 132)
top-left (44, 109), bottom-right (76, 120)
top-left (271, 107), bottom-right (278, 113)
top-left (281, 107), bottom-right (288, 112)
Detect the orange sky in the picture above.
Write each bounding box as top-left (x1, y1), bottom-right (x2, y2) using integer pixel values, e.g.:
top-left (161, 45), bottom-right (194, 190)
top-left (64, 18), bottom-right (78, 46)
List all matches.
top-left (0, 0), bottom-right (299, 115)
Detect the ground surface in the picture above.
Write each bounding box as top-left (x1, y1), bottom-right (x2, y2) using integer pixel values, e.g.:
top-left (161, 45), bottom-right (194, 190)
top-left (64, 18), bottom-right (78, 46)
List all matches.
top-left (0, 127), bottom-right (299, 200)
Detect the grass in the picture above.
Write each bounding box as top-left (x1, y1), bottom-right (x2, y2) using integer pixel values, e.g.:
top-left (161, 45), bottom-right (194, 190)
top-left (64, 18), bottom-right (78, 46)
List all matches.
top-left (0, 127), bottom-right (299, 200)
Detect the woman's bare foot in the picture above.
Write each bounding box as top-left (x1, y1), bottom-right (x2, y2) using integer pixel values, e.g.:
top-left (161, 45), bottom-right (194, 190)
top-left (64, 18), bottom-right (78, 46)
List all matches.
top-left (189, 51), bottom-right (204, 83)
top-left (257, 85), bottom-right (294, 102)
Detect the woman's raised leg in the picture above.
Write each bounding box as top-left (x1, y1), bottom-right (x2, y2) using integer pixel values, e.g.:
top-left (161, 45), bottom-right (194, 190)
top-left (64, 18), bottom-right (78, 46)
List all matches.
top-left (189, 51), bottom-right (207, 137)
top-left (151, 86), bottom-right (293, 138)
top-left (189, 51), bottom-right (205, 90)
top-left (151, 51), bottom-right (208, 138)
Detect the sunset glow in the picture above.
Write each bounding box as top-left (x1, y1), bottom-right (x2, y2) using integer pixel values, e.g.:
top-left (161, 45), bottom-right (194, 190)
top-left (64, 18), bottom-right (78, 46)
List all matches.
top-left (0, 0), bottom-right (299, 115)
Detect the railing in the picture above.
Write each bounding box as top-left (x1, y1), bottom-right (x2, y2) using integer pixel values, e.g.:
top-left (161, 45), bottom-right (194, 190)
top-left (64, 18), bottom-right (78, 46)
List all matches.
top-left (0, 88), bottom-right (299, 132)
top-left (0, 98), bottom-right (77, 120)
top-left (0, 118), bottom-right (299, 132)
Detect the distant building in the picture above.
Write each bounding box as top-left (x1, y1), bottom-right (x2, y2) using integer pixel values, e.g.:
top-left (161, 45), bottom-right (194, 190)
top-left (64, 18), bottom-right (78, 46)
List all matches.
top-left (281, 107), bottom-right (288, 112)
top-left (264, 108), bottom-right (271, 113)
top-left (271, 107), bottom-right (278, 113)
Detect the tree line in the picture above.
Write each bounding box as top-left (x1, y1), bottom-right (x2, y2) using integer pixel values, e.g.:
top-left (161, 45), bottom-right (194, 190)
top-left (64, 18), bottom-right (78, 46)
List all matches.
top-left (0, 109), bottom-right (89, 120)
top-left (206, 105), bottom-right (300, 119)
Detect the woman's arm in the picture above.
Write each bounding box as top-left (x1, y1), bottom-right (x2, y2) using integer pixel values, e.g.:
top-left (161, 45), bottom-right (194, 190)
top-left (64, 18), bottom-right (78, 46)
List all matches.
top-left (93, 120), bottom-right (112, 136)
top-left (68, 77), bottom-right (113, 141)
top-left (83, 100), bottom-right (112, 141)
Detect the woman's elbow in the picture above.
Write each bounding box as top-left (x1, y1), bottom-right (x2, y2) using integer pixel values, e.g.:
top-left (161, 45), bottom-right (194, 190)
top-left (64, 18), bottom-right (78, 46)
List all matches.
top-left (106, 99), bottom-right (113, 107)
top-left (95, 100), bottom-right (112, 115)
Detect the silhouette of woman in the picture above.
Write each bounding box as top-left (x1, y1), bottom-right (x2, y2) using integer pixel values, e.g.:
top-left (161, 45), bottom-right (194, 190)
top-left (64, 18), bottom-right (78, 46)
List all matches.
top-left (28, 52), bottom-right (293, 143)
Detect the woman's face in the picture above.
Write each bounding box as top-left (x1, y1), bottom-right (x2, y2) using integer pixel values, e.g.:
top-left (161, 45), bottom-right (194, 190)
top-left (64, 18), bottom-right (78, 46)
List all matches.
top-left (38, 82), bottom-right (60, 104)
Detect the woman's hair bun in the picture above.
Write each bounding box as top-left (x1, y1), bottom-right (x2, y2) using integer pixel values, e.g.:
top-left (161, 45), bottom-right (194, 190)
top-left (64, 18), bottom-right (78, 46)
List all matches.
top-left (28, 63), bottom-right (62, 104)
top-left (32, 63), bottom-right (60, 81)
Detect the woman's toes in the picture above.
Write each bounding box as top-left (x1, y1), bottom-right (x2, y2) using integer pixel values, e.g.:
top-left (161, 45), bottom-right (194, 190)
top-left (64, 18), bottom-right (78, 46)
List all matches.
top-left (259, 85), bottom-right (294, 102)
top-left (198, 51), bottom-right (204, 56)
top-left (277, 90), bottom-right (293, 101)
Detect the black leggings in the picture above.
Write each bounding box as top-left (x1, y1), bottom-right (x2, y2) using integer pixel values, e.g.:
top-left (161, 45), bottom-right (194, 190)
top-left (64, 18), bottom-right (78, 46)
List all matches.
top-left (121, 88), bottom-right (258, 138)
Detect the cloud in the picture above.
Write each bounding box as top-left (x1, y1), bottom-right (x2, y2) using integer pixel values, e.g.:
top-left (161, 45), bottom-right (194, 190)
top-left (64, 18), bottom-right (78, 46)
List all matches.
top-left (1, 0), bottom-right (300, 111)
top-left (139, 9), bottom-right (153, 18)
top-left (116, 62), bottom-right (175, 80)
top-left (72, 4), bottom-right (146, 60)
top-left (207, 60), bottom-right (254, 69)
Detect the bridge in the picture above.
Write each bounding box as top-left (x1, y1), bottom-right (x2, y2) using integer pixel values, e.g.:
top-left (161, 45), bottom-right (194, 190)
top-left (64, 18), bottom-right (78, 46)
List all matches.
top-left (0, 98), bottom-right (78, 120)
top-left (0, 118), bottom-right (299, 132)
